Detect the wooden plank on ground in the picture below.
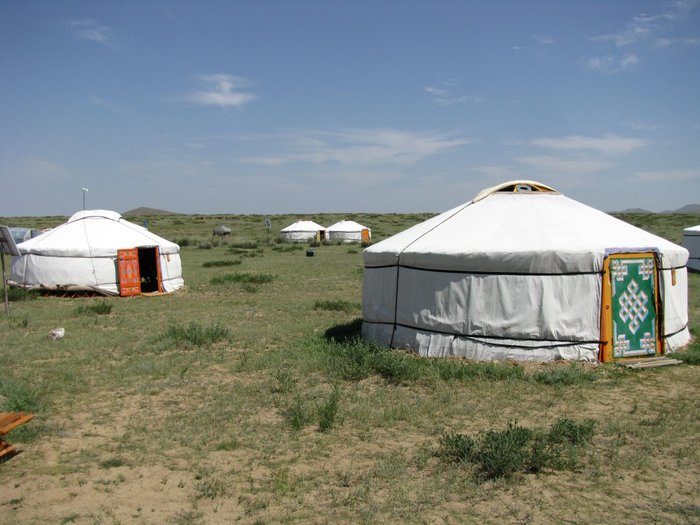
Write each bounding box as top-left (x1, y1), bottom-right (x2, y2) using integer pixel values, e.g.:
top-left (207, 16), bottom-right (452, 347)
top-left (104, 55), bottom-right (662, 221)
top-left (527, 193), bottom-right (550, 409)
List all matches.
top-left (623, 358), bottom-right (684, 369)
top-left (0, 412), bottom-right (34, 435)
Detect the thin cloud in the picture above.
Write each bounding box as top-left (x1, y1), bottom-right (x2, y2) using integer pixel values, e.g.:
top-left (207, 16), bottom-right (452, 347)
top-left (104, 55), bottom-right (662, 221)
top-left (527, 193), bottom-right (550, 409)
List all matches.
top-left (67, 19), bottom-right (111, 44)
top-left (425, 84), bottom-right (490, 106)
top-left (242, 128), bottom-right (472, 167)
top-left (587, 54), bottom-right (641, 74)
top-left (518, 155), bottom-right (614, 175)
top-left (531, 35), bottom-right (555, 45)
top-left (588, 1), bottom-right (698, 73)
top-left (531, 134), bottom-right (648, 156)
top-left (182, 74), bottom-right (256, 108)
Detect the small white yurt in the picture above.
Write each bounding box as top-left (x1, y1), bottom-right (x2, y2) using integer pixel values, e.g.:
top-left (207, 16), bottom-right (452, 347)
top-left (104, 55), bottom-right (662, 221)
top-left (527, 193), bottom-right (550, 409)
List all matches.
top-left (10, 210), bottom-right (184, 296)
top-left (362, 181), bottom-right (690, 362)
top-left (682, 224), bottom-right (700, 272)
top-left (280, 220), bottom-right (325, 243)
top-left (327, 220), bottom-right (371, 244)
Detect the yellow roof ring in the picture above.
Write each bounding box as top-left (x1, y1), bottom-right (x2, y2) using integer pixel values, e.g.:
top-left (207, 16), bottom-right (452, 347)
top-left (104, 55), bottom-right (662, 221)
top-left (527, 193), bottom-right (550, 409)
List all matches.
top-left (472, 180), bottom-right (558, 203)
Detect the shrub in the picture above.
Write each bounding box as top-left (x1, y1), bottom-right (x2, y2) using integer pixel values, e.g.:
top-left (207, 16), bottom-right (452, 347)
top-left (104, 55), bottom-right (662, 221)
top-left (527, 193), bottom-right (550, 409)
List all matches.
top-left (475, 422), bottom-right (534, 480)
top-left (532, 363), bottom-right (598, 385)
top-left (202, 259), bottom-right (242, 268)
top-left (158, 321), bottom-right (230, 348)
top-left (284, 395), bottom-right (312, 431)
top-left (210, 272), bottom-right (275, 286)
top-left (74, 301), bottom-right (113, 316)
top-left (6, 288), bottom-right (39, 302)
top-left (313, 300), bottom-right (360, 313)
top-left (437, 431), bottom-right (476, 464)
top-left (228, 240), bottom-right (259, 250)
top-left (318, 385), bottom-right (341, 432)
top-left (0, 376), bottom-right (44, 412)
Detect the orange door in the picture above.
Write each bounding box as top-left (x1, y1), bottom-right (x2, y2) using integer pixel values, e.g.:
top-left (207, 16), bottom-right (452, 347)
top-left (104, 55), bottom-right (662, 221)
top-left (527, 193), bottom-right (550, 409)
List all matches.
top-left (117, 248), bottom-right (141, 296)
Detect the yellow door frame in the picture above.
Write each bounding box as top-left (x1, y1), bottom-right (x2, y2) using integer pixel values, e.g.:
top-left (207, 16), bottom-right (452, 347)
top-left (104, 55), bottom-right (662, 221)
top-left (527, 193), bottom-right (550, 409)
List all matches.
top-left (599, 252), bottom-right (663, 363)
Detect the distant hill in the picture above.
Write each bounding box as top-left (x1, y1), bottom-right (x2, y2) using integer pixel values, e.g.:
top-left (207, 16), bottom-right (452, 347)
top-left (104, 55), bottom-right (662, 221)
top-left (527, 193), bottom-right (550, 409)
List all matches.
top-left (616, 204), bottom-right (700, 214)
top-left (618, 208), bottom-right (653, 214)
top-left (663, 204), bottom-right (700, 214)
top-left (123, 207), bottom-right (178, 216)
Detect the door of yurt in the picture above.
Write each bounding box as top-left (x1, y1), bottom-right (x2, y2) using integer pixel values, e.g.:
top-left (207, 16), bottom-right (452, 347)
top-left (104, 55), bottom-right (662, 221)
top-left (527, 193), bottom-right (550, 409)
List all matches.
top-left (117, 247), bottom-right (163, 296)
top-left (600, 253), bottom-right (662, 362)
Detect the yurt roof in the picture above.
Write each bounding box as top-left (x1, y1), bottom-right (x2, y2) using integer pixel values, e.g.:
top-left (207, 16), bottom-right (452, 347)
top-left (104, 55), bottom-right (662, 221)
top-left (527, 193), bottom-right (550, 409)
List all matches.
top-left (17, 209), bottom-right (180, 258)
top-left (327, 220), bottom-right (369, 232)
top-left (364, 181), bottom-right (688, 274)
top-left (280, 220), bottom-right (325, 232)
top-left (683, 224), bottom-right (700, 234)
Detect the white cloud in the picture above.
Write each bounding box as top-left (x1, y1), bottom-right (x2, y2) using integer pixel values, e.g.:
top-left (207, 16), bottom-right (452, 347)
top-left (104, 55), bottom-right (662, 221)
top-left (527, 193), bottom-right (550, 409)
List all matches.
top-left (182, 74), bottom-right (256, 108)
top-left (531, 35), bottom-right (555, 45)
top-left (588, 1), bottom-right (698, 73)
top-left (587, 54), bottom-right (640, 74)
top-left (531, 134), bottom-right (648, 156)
top-left (424, 84), bottom-right (490, 106)
top-left (518, 155), bottom-right (614, 175)
top-left (241, 128), bottom-right (472, 167)
top-left (67, 19), bottom-right (111, 44)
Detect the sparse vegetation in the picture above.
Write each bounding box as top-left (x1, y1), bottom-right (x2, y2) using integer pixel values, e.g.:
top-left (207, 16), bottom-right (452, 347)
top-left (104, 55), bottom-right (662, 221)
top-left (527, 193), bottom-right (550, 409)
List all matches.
top-left (0, 212), bottom-right (697, 525)
top-left (74, 300), bottom-right (113, 316)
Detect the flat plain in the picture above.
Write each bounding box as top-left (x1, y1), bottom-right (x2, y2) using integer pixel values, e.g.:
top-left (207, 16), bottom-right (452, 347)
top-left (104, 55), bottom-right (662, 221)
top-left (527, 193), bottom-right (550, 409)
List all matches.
top-left (1, 211), bottom-right (698, 524)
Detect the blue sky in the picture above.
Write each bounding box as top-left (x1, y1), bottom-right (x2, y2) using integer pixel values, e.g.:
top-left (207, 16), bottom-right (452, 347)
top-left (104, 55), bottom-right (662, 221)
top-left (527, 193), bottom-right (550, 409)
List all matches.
top-left (1, 0), bottom-right (699, 216)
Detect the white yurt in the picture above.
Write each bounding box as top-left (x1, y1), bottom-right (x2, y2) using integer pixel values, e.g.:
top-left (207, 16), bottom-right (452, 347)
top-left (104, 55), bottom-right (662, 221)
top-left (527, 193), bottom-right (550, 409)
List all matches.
top-left (10, 210), bottom-right (184, 296)
top-left (362, 181), bottom-right (690, 362)
top-left (280, 220), bottom-right (326, 242)
top-left (327, 220), bottom-right (371, 244)
top-left (682, 224), bottom-right (700, 272)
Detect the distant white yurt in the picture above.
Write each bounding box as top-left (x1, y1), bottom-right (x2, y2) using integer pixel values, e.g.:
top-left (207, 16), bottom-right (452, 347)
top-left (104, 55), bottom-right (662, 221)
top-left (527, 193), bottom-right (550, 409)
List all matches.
top-left (362, 181), bottom-right (690, 362)
top-left (280, 220), bottom-right (325, 242)
top-left (682, 225), bottom-right (700, 272)
top-left (327, 220), bottom-right (371, 244)
top-left (10, 210), bottom-right (184, 296)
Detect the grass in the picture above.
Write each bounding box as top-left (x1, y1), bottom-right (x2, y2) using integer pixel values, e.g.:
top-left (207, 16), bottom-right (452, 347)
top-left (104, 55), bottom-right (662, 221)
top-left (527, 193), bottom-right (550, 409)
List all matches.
top-left (0, 211), bottom-right (697, 525)
top-left (202, 259), bottom-right (242, 268)
top-left (74, 300), bottom-right (113, 316)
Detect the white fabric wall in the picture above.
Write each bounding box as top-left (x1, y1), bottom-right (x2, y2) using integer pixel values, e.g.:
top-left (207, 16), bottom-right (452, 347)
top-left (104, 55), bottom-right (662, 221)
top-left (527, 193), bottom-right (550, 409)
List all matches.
top-left (683, 228), bottom-right (700, 272)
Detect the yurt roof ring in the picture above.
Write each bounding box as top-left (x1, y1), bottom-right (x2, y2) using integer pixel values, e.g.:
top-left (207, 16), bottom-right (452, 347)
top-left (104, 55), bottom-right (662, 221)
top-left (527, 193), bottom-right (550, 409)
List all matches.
top-left (472, 180), bottom-right (558, 203)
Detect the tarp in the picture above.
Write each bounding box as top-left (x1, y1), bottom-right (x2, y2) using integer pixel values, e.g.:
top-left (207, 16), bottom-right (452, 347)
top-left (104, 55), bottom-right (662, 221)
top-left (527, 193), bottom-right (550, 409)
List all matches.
top-left (280, 220), bottom-right (325, 242)
top-left (682, 224), bottom-right (700, 272)
top-left (362, 182), bottom-right (690, 361)
top-left (10, 210), bottom-right (184, 295)
top-left (326, 220), bottom-right (371, 243)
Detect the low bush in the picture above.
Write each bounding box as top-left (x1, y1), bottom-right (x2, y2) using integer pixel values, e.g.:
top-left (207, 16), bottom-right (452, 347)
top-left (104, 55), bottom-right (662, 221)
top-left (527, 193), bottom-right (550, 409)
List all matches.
top-left (313, 300), bottom-right (360, 313)
top-left (210, 272), bottom-right (276, 286)
top-left (318, 385), bottom-right (341, 432)
top-left (436, 418), bottom-right (597, 481)
top-left (157, 321), bottom-right (231, 348)
top-left (6, 288), bottom-right (39, 302)
top-left (74, 301), bottom-right (113, 316)
top-left (532, 363), bottom-right (598, 385)
top-left (202, 259), bottom-right (242, 268)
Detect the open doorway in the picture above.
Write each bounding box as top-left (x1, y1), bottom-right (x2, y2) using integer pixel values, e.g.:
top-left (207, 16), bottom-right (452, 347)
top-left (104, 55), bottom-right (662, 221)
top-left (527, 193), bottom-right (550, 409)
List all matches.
top-left (117, 247), bottom-right (162, 296)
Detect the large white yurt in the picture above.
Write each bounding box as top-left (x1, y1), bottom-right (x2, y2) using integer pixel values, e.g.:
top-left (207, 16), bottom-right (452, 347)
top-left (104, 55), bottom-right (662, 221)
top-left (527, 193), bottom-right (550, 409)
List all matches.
top-left (682, 224), bottom-right (700, 272)
top-left (280, 220), bottom-right (325, 242)
top-left (362, 181), bottom-right (690, 362)
top-left (327, 220), bottom-right (371, 244)
top-left (10, 210), bottom-right (184, 296)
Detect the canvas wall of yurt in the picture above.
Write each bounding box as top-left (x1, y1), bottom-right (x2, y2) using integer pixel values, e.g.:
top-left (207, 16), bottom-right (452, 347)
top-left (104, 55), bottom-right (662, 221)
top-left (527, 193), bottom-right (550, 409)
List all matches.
top-left (327, 220), bottom-right (371, 244)
top-left (682, 225), bottom-right (700, 272)
top-left (362, 181), bottom-right (690, 362)
top-left (10, 210), bottom-right (184, 296)
top-left (280, 220), bottom-right (326, 242)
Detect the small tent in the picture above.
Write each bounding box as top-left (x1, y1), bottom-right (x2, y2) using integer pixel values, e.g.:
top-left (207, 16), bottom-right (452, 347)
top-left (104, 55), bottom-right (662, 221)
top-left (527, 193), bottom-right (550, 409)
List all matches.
top-left (682, 225), bottom-right (700, 272)
top-left (280, 220), bottom-right (326, 243)
top-left (10, 210), bottom-right (184, 296)
top-left (362, 181), bottom-right (690, 362)
top-left (327, 220), bottom-right (371, 244)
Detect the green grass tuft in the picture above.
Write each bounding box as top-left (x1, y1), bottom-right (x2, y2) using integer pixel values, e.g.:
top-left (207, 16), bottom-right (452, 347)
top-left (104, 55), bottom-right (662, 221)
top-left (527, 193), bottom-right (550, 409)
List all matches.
top-left (202, 259), bottom-right (242, 268)
top-left (6, 288), bottom-right (39, 301)
top-left (313, 299), bottom-right (361, 313)
top-left (157, 321), bottom-right (231, 348)
top-left (318, 385), bottom-right (341, 432)
top-left (74, 301), bottom-right (113, 316)
top-left (532, 363), bottom-right (598, 385)
top-left (210, 272), bottom-right (276, 285)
